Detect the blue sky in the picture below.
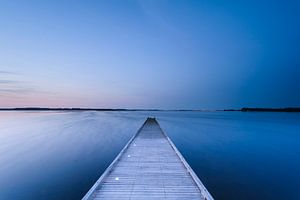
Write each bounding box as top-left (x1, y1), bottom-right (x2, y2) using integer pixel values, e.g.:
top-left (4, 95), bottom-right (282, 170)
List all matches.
top-left (0, 0), bottom-right (299, 109)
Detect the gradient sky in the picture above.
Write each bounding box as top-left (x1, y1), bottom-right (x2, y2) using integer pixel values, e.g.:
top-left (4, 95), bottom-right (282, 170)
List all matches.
top-left (0, 0), bottom-right (299, 109)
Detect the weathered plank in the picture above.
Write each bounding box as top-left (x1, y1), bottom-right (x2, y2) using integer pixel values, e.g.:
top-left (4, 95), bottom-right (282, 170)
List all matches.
top-left (82, 118), bottom-right (214, 200)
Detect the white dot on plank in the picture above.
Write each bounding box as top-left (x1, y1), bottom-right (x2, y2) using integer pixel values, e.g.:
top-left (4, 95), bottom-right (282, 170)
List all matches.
top-left (127, 155), bottom-right (131, 157)
top-left (115, 177), bottom-right (119, 181)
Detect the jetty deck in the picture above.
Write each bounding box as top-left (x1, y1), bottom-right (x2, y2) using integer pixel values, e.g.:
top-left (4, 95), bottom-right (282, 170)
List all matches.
top-left (82, 118), bottom-right (213, 200)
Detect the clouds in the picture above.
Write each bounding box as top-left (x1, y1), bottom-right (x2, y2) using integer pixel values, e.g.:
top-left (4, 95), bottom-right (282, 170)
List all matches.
top-left (0, 75), bottom-right (27, 96)
top-left (0, 70), bottom-right (46, 97)
top-left (0, 70), bottom-right (22, 76)
top-left (0, 80), bottom-right (20, 84)
top-left (0, 68), bottom-right (63, 107)
top-left (0, 70), bottom-right (16, 74)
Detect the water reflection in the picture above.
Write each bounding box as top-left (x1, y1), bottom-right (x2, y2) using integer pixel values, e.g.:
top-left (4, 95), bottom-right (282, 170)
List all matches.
top-left (0, 111), bottom-right (299, 200)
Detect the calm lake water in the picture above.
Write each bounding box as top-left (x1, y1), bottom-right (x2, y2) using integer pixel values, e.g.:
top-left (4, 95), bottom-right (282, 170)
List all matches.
top-left (0, 111), bottom-right (299, 200)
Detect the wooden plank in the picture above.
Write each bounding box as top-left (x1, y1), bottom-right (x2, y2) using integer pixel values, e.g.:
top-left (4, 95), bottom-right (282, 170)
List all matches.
top-left (82, 118), bottom-right (214, 200)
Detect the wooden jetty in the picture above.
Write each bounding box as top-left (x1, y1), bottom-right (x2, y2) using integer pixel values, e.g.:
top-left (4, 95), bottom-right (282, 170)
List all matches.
top-left (82, 118), bottom-right (214, 200)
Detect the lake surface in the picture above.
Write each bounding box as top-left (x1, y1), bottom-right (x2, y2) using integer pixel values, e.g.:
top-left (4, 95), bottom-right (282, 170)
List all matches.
top-left (0, 111), bottom-right (299, 200)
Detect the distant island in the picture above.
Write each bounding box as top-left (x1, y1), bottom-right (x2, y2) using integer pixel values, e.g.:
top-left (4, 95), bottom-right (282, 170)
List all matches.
top-left (240, 107), bottom-right (300, 112)
top-left (0, 107), bottom-right (299, 112)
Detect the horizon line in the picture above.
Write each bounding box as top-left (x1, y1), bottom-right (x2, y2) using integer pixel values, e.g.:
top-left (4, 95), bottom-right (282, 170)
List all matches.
top-left (0, 107), bottom-right (300, 112)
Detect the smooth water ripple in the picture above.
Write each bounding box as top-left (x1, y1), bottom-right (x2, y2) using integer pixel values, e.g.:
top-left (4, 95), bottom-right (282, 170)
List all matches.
top-left (0, 111), bottom-right (299, 200)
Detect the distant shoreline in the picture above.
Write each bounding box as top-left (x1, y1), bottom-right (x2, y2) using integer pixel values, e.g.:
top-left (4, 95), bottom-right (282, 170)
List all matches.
top-left (240, 107), bottom-right (300, 112)
top-left (0, 108), bottom-right (151, 112)
top-left (0, 108), bottom-right (192, 112)
top-left (223, 107), bottom-right (300, 112)
top-left (0, 107), bottom-right (299, 112)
